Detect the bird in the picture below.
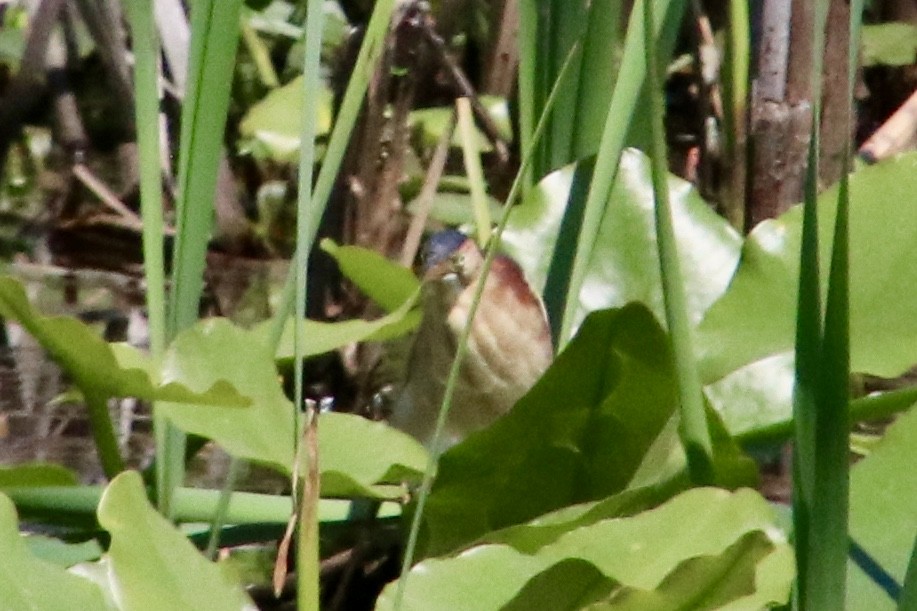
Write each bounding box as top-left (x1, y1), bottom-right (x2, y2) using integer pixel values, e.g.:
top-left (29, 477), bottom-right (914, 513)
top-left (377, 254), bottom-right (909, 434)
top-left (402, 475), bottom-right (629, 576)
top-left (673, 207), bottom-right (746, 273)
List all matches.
top-left (389, 230), bottom-right (553, 449)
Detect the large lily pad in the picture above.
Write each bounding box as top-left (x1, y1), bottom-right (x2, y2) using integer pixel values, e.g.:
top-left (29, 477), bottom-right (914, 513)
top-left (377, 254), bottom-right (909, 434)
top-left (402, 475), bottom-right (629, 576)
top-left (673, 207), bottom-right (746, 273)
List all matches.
top-left (503, 148), bottom-right (742, 337)
top-left (157, 319), bottom-right (296, 472)
top-left (318, 412), bottom-right (428, 500)
top-left (698, 153), bottom-right (917, 384)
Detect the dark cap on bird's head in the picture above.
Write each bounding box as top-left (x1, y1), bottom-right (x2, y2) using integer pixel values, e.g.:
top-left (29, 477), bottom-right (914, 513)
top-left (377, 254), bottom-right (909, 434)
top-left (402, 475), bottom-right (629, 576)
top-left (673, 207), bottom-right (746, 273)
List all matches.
top-left (421, 230), bottom-right (468, 272)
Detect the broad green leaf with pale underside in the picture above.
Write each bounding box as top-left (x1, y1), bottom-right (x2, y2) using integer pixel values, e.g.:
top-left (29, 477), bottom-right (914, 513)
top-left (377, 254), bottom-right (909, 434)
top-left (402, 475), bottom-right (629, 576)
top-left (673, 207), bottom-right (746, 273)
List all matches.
top-left (378, 488), bottom-right (792, 610)
top-left (503, 149), bottom-right (742, 338)
top-left (0, 493), bottom-right (108, 609)
top-left (97, 472), bottom-right (254, 611)
top-left (266, 289), bottom-right (420, 362)
top-left (697, 153), bottom-right (917, 384)
top-left (157, 318), bottom-right (296, 472)
top-left (155, 318), bottom-right (427, 496)
top-left (238, 75), bottom-right (333, 162)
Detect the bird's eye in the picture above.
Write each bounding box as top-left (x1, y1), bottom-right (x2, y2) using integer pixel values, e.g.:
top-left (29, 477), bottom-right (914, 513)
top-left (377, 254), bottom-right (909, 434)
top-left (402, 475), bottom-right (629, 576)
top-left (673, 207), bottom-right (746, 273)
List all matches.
top-left (450, 252), bottom-right (465, 273)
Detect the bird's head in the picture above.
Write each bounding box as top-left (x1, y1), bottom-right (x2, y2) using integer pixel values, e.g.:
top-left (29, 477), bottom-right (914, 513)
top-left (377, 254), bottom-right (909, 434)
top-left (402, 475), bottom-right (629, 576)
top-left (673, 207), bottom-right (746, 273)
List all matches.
top-left (420, 230), bottom-right (484, 300)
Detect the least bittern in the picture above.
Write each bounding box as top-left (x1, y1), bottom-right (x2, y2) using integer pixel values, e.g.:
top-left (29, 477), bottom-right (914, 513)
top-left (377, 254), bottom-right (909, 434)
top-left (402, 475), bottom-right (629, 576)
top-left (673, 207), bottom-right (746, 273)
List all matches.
top-left (390, 230), bottom-right (553, 448)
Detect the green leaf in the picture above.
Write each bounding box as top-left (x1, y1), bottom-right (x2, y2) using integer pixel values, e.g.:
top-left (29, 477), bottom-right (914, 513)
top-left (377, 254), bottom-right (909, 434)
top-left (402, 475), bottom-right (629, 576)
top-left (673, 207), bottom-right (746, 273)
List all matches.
top-left (503, 149), bottom-right (742, 335)
top-left (25, 536), bottom-right (102, 568)
top-left (0, 464), bottom-right (79, 487)
top-left (591, 531), bottom-right (794, 609)
top-left (502, 559), bottom-right (616, 610)
top-left (238, 75), bottom-right (334, 162)
top-left (0, 277), bottom-right (249, 407)
top-left (320, 239), bottom-right (420, 312)
top-left (696, 154), bottom-right (917, 434)
top-left (97, 471), bottom-right (253, 610)
top-left (419, 304), bottom-right (678, 556)
top-left (408, 96), bottom-right (511, 153)
top-left (378, 488), bottom-right (793, 610)
top-left (265, 290), bottom-right (421, 362)
top-left (157, 319), bottom-right (296, 472)
top-left (318, 413), bottom-right (428, 499)
top-left (518, 0), bottom-right (625, 182)
top-left (699, 154), bottom-right (917, 383)
top-left (861, 23), bottom-right (917, 67)
top-left (847, 407), bottom-right (917, 610)
top-left (156, 319), bottom-right (428, 496)
top-left (0, 493), bottom-right (108, 609)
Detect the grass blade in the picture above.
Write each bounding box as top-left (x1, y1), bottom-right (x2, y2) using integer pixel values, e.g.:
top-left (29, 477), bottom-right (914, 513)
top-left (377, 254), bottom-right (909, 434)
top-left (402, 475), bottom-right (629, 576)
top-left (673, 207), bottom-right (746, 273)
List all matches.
top-left (792, 124), bottom-right (823, 611)
top-left (123, 0), bottom-right (166, 359)
top-left (268, 0), bottom-right (396, 346)
top-left (642, 0), bottom-right (712, 483)
top-left (162, 0), bottom-right (243, 515)
top-left (792, 0), bottom-right (851, 606)
top-left (456, 97), bottom-right (491, 246)
top-left (558, 0), bottom-right (687, 346)
top-left (292, 1), bottom-right (325, 608)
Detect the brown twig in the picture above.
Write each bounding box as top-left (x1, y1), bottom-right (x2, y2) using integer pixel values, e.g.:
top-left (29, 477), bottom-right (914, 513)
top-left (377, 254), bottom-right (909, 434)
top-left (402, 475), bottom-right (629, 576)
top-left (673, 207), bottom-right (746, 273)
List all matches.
top-left (400, 112), bottom-right (456, 267)
top-left (859, 87), bottom-right (917, 163)
top-left (420, 19), bottom-right (510, 164)
top-left (71, 164), bottom-right (145, 230)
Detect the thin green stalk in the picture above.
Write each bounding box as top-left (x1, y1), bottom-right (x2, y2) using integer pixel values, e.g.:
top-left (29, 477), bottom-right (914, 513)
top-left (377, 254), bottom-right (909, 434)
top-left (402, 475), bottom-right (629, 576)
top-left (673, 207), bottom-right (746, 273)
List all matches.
top-left (123, 0), bottom-right (166, 359)
top-left (169, 0), bottom-right (242, 336)
top-left (204, 458), bottom-right (241, 559)
top-left (720, 0), bottom-right (749, 229)
top-left (292, 1), bottom-right (325, 608)
top-left (393, 43), bottom-right (582, 610)
top-left (456, 97), bottom-right (491, 247)
top-left (85, 391), bottom-right (125, 479)
top-left (163, 0), bottom-right (243, 516)
top-left (240, 17), bottom-right (279, 89)
top-left (643, 0), bottom-right (712, 483)
top-left (268, 0), bottom-right (396, 343)
top-left (558, 0), bottom-right (687, 346)
top-left (737, 384), bottom-right (917, 448)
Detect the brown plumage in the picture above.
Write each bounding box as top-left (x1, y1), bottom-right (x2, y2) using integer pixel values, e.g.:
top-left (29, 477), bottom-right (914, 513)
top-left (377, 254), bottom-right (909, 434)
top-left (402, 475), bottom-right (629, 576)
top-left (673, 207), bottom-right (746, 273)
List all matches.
top-left (390, 231), bottom-right (553, 449)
